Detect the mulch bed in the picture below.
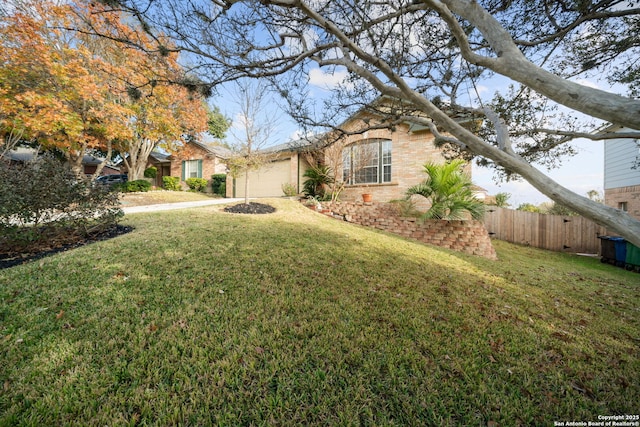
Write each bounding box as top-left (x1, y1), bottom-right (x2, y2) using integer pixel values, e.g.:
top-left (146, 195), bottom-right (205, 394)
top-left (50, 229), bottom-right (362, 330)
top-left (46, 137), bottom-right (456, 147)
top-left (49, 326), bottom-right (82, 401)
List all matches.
top-left (0, 225), bottom-right (134, 270)
top-left (2, 202), bottom-right (275, 269)
top-left (223, 202), bottom-right (276, 214)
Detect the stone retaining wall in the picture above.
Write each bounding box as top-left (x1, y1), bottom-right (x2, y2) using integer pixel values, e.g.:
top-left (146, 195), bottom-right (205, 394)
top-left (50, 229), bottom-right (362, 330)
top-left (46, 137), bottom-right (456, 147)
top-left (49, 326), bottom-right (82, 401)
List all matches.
top-left (321, 201), bottom-right (497, 260)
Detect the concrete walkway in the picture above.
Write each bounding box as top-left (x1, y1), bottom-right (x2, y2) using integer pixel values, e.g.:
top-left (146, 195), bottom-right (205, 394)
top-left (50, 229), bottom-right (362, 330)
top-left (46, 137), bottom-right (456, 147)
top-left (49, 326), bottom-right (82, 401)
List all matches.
top-left (122, 198), bottom-right (244, 214)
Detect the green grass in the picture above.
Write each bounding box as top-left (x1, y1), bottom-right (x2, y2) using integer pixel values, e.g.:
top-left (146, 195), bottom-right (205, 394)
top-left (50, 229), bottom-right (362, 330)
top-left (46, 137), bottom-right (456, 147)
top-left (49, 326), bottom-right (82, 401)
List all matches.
top-left (1, 199), bottom-right (638, 425)
top-left (120, 190), bottom-right (219, 207)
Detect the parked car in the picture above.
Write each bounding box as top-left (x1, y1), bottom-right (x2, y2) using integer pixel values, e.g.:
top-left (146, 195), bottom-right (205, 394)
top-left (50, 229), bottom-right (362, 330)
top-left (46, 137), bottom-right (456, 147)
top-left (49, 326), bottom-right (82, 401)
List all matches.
top-left (95, 174), bottom-right (128, 187)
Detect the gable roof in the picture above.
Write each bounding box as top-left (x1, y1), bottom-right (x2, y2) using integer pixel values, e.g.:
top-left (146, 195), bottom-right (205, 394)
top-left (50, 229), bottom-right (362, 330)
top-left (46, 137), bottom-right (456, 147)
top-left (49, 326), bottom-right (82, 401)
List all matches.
top-left (250, 96), bottom-right (477, 156)
top-left (188, 139), bottom-right (233, 159)
top-left (155, 139), bottom-right (233, 162)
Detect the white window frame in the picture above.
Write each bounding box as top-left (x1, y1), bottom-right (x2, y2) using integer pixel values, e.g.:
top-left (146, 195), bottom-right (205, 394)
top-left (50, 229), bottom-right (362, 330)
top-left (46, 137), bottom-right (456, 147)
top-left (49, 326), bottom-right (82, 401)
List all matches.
top-left (183, 159), bottom-right (202, 179)
top-left (342, 139), bottom-right (392, 185)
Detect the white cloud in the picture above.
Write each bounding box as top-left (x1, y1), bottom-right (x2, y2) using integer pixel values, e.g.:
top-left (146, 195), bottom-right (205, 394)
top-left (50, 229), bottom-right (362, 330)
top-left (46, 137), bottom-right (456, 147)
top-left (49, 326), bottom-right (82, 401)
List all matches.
top-left (474, 85), bottom-right (489, 95)
top-left (309, 68), bottom-right (349, 90)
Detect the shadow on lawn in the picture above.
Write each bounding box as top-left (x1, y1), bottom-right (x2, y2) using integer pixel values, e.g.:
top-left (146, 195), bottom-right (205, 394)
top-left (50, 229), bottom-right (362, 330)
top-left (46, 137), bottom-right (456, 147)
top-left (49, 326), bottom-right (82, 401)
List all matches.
top-left (0, 225), bottom-right (134, 270)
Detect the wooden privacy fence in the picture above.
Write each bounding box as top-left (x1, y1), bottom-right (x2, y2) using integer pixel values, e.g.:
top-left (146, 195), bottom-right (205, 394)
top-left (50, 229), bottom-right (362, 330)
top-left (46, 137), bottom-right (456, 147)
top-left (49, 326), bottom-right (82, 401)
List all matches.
top-left (483, 207), bottom-right (607, 254)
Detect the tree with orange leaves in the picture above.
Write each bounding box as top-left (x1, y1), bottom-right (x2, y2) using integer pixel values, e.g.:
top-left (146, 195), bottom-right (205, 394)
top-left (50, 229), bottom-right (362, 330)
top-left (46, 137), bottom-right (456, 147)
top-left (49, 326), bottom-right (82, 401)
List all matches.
top-left (75, 1), bottom-right (209, 180)
top-left (0, 1), bottom-right (131, 177)
top-left (0, 0), bottom-right (208, 180)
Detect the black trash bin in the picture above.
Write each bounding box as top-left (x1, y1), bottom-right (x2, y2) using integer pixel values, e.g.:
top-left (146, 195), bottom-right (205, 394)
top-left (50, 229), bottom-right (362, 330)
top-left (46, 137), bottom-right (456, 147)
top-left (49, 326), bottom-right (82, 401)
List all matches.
top-left (598, 236), bottom-right (617, 264)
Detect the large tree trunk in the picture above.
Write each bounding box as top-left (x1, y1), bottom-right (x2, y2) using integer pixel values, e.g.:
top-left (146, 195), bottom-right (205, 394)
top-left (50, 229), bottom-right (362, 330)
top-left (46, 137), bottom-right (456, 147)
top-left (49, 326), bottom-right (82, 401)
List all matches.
top-left (66, 148), bottom-right (86, 180)
top-left (124, 138), bottom-right (156, 180)
top-left (91, 142), bottom-right (113, 180)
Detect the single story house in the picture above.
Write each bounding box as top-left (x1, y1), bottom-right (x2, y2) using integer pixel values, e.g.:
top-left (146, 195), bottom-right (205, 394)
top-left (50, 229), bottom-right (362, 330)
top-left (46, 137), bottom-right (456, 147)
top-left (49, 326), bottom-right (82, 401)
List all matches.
top-left (603, 125), bottom-right (640, 220)
top-left (227, 101), bottom-right (475, 202)
top-left (137, 140), bottom-right (231, 188)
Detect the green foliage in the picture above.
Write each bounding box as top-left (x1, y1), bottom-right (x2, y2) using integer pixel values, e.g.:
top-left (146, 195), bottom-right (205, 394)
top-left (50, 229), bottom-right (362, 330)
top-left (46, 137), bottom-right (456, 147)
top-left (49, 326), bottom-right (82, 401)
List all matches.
top-left (186, 177), bottom-right (208, 192)
top-left (143, 166), bottom-right (157, 178)
top-left (544, 202), bottom-right (578, 216)
top-left (407, 159), bottom-right (485, 220)
top-left (494, 192), bottom-right (511, 207)
top-left (302, 165), bottom-right (332, 198)
top-left (281, 182), bottom-right (298, 197)
top-left (206, 105), bottom-right (232, 139)
top-left (516, 203), bottom-right (542, 213)
top-left (162, 176), bottom-right (181, 191)
top-left (118, 179), bottom-right (152, 193)
top-left (224, 156), bottom-right (249, 179)
top-left (211, 174), bottom-right (227, 196)
top-left (0, 155), bottom-right (122, 252)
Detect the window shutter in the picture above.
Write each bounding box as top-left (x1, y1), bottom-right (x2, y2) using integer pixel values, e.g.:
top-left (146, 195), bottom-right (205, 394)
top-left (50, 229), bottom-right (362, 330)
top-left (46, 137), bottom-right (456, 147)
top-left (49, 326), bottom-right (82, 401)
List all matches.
top-left (181, 161), bottom-right (185, 181)
top-left (197, 159), bottom-right (203, 178)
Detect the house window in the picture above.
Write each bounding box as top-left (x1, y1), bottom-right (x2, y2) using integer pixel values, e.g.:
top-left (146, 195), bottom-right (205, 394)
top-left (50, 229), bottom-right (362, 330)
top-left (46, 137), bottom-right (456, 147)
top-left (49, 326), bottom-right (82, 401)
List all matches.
top-left (182, 159), bottom-right (202, 179)
top-left (342, 139), bottom-right (392, 185)
top-left (619, 201), bottom-right (628, 212)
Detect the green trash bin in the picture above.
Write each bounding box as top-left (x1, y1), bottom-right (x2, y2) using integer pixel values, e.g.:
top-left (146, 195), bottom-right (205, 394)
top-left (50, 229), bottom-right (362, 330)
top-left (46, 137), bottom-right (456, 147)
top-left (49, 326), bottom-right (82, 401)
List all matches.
top-left (625, 242), bottom-right (640, 271)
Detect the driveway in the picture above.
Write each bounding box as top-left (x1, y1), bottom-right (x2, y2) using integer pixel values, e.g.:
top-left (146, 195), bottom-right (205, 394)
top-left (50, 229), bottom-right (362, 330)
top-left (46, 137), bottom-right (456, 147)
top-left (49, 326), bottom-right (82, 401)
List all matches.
top-left (122, 198), bottom-right (244, 214)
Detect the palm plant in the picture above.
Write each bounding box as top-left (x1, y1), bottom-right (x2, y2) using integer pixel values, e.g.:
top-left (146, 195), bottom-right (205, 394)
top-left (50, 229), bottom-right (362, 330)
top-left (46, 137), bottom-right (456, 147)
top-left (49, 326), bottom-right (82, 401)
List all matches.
top-left (302, 165), bottom-right (333, 199)
top-left (494, 192), bottom-right (511, 207)
top-left (407, 159), bottom-right (485, 220)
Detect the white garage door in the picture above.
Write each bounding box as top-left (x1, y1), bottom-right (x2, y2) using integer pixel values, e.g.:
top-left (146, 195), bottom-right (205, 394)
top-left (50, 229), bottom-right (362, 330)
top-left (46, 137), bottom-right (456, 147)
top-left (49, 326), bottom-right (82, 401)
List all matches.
top-left (234, 159), bottom-right (292, 198)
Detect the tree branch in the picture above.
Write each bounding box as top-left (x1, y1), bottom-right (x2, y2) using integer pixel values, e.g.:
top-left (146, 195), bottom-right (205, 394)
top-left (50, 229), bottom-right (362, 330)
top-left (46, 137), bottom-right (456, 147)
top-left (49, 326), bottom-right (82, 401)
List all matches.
top-left (432, 0), bottom-right (640, 130)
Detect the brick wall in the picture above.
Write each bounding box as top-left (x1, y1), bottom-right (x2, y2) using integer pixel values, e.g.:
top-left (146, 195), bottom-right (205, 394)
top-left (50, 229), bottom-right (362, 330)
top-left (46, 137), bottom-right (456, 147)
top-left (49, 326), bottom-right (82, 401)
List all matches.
top-left (330, 116), bottom-right (451, 203)
top-left (170, 144), bottom-right (223, 191)
top-left (605, 185), bottom-right (640, 221)
top-left (322, 201), bottom-right (497, 260)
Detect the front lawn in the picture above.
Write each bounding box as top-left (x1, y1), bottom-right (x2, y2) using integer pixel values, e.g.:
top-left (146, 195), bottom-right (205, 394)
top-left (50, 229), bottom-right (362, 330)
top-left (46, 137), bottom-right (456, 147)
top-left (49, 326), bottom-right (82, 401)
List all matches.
top-left (120, 190), bottom-right (220, 207)
top-left (1, 199), bottom-right (638, 425)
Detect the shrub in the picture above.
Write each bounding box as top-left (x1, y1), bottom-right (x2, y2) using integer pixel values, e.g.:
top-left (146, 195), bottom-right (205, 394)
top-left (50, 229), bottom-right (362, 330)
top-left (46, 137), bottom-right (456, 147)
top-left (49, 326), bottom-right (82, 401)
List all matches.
top-left (143, 166), bottom-right (158, 178)
top-left (516, 203), bottom-right (541, 213)
top-left (281, 182), bottom-right (298, 197)
top-left (0, 155), bottom-right (122, 253)
top-left (162, 176), bottom-right (181, 191)
top-left (211, 174), bottom-right (226, 196)
top-left (118, 179), bottom-right (151, 193)
top-left (186, 177), bottom-right (208, 192)
top-left (302, 165), bottom-right (332, 198)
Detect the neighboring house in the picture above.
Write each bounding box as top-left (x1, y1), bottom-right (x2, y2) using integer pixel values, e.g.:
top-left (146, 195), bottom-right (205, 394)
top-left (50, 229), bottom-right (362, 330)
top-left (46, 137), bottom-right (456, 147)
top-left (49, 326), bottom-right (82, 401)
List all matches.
top-left (117, 140), bottom-right (231, 188)
top-left (603, 125), bottom-right (640, 221)
top-left (471, 185), bottom-right (489, 202)
top-left (118, 151), bottom-right (171, 187)
top-left (3, 147), bottom-right (120, 176)
top-left (229, 102), bottom-right (475, 202)
top-left (168, 140), bottom-right (230, 189)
